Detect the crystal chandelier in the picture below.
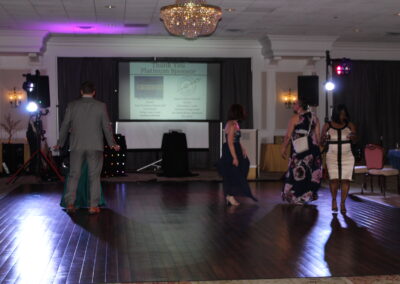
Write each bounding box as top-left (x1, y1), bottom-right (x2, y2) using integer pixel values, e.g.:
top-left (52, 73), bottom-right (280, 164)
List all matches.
top-left (160, 0), bottom-right (222, 39)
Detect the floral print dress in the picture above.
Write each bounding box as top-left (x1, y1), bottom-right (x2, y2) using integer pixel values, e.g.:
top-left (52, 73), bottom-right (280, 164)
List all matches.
top-left (282, 111), bottom-right (322, 204)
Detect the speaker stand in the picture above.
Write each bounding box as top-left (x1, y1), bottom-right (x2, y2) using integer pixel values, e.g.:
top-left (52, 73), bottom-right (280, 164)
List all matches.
top-left (136, 159), bottom-right (162, 172)
top-left (6, 149), bottom-right (64, 184)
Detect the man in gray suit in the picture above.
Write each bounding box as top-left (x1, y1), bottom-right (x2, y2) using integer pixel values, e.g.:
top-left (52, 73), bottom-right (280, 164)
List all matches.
top-left (56, 81), bottom-right (120, 214)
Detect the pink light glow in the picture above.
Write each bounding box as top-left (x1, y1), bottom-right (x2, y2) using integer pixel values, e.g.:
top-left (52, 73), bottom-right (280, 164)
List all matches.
top-left (23, 22), bottom-right (144, 35)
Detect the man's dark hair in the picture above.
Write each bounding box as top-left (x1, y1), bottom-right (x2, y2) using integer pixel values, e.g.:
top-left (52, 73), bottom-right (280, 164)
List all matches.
top-left (80, 81), bottom-right (95, 94)
top-left (331, 104), bottom-right (350, 123)
top-left (227, 104), bottom-right (245, 121)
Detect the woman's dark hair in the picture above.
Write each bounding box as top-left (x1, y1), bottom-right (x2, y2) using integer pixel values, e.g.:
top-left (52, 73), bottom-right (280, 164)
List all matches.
top-left (227, 104), bottom-right (245, 121)
top-left (331, 104), bottom-right (350, 123)
top-left (80, 81), bottom-right (96, 94)
top-left (297, 98), bottom-right (309, 111)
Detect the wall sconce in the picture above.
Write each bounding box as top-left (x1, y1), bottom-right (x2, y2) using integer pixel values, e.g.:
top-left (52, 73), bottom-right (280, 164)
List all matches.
top-left (282, 88), bottom-right (297, 109)
top-left (7, 87), bottom-right (24, 108)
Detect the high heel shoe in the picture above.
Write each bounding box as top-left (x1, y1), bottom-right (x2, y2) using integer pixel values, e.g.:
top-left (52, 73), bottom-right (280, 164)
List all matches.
top-left (332, 199), bottom-right (338, 212)
top-left (340, 202), bottom-right (347, 214)
top-left (226, 196), bottom-right (240, 206)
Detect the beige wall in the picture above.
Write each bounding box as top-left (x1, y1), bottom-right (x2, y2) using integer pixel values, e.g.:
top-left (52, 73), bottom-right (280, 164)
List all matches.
top-left (261, 71), bottom-right (267, 129)
top-left (0, 69), bottom-right (32, 140)
top-left (275, 72), bottom-right (302, 130)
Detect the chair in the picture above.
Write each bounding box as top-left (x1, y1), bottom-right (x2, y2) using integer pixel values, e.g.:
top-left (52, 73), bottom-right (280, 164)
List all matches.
top-left (364, 144), bottom-right (400, 197)
top-left (354, 165), bottom-right (368, 194)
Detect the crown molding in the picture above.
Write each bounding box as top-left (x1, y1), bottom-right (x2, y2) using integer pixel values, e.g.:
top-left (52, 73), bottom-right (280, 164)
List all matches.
top-left (332, 41), bottom-right (400, 60)
top-left (46, 35), bottom-right (262, 50)
top-left (333, 41), bottom-right (400, 53)
top-left (0, 30), bottom-right (48, 53)
top-left (260, 35), bottom-right (338, 58)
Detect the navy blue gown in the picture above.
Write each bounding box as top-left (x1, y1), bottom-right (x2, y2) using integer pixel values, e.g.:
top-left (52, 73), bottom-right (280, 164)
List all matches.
top-left (216, 129), bottom-right (257, 201)
top-left (282, 111), bottom-right (322, 204)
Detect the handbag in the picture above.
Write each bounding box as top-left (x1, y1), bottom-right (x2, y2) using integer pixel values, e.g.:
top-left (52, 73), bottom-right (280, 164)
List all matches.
top-left (292, 113), bottom-right (313, 154)
top-left (292, 136), bottom-right (309, 153)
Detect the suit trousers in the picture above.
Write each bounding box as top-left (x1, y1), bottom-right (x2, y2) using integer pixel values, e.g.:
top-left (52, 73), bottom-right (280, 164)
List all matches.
top-left (64, 150), bottom-right (104, 207)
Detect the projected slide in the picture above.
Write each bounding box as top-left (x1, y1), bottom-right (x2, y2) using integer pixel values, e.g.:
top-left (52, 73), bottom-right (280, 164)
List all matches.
top-left (118, 61), bottom-right (220, 121)
top-left (130, 62), bottom-right (207, 120)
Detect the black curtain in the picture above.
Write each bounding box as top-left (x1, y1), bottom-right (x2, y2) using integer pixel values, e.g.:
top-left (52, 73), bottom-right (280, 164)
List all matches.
top-left (57, 58), bottom-right (118, 123)
top-left (333, 60), bottom-right (400, 149)
top-left (57, 57), bottom-right (252, 169)
top-left (221, 59), bottom-right (253, 128)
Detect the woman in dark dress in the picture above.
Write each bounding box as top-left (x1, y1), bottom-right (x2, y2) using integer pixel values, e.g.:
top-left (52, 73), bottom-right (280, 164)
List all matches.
top-left (281, 99), bottom-right (322, 204)
top-left (217, 104), bottom-right (257, 206)
top-left (60, 162), bottom-right (106, 212)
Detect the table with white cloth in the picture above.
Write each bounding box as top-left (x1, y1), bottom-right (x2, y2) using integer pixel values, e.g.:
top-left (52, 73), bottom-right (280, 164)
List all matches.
top-left (388, 149), bottom-right (400, 169)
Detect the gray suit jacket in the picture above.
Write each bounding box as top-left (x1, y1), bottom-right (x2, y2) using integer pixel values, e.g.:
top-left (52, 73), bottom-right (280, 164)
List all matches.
top-left (58, 97), bottom-right (115, 151)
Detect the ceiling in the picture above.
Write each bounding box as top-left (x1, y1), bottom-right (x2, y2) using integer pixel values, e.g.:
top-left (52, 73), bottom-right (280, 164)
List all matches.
top-left (0, 0), bottom-right (399, 42)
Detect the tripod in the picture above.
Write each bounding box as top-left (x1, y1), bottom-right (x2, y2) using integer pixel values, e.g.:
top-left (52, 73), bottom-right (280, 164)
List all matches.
top-left (7, 110), bottom-right (64, 184)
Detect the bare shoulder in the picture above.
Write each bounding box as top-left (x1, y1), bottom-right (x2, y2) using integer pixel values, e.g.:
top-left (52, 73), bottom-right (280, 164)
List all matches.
top-left (290, 114), bottom-right (299, 124)
top-left (225, 120), bottom-right (238, 133)
top-left (348, 121), bottom-right (356, 130)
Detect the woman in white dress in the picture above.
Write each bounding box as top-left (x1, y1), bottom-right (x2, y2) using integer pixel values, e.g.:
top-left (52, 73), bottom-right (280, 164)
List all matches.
top-left (321, 104), bottom-right (356, 213)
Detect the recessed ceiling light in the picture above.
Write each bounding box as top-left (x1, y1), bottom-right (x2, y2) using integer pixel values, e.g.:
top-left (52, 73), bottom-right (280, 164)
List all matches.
top-left (386, 32), bottom-right (400, 36)
top-left (226, 28), bottom-right (242, 32)
top-left (224, 8), bottom-right (236, 12)
top-left (105, 5), bottom-right (115, 9)
top-left (124, 23), bottom-right (149, 28)
top-left (78, 26), bottom-right (92, 30)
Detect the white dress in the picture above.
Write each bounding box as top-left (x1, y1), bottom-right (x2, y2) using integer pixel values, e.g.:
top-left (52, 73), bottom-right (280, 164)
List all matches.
top-left (326, 122), bottom-right (355, 180)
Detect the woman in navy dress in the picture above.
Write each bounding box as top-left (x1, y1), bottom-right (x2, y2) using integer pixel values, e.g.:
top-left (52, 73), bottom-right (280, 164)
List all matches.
top-left (217, 104), bottom-right (257, 206)
top-left (281, 99), bottom-right (322, 204)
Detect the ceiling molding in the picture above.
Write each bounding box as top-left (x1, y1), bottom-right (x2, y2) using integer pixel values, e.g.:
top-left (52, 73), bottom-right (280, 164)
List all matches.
top-left (0, 30), bottom-right (48, 54)
top-left (332, 41), bottom-right (400, 60)
top-left (333, 41), bottom-right (400, 52)
top-left (46, 35), bottom-right (263, 50)
top-left (260, 35), bottom-right (338, 58)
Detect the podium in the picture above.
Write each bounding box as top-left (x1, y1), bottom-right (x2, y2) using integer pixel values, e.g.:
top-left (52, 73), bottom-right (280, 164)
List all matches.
top-left (161, 132), bottom-right (193, 177)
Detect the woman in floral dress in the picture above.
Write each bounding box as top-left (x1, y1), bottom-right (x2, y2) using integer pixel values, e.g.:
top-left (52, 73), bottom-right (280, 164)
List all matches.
top-left (281, 99), bottom-right (322, 204)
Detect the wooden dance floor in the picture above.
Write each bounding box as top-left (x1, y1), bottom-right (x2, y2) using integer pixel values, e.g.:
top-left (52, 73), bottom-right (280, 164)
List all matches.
top-left (0, 181), bottom-right (399, 283)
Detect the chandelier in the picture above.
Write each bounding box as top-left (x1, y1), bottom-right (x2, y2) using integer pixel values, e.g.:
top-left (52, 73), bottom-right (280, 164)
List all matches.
top-left (160, 0), bottom-right (222, 39)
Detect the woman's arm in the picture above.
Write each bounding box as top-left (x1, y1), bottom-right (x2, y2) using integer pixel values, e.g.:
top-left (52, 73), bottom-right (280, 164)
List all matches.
top-left (240, 142), bottom-right (248, 158)
top-left (320, 122), bottom-right (329, 146)
top-left (226, 122), bottom-right (239, 167)
top-left (281, 115), bottom-right (297, 159)
top-left (313, 116), bottom-right (321, 146)
top-left (348, 122), bottom-right (357, 143)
